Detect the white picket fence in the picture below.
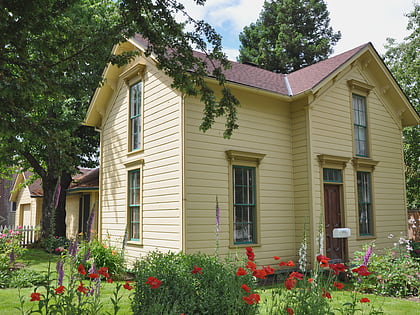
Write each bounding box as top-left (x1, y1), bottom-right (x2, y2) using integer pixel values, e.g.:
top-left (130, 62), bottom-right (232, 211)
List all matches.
top-left (0, 225), bottom-right (40, 246)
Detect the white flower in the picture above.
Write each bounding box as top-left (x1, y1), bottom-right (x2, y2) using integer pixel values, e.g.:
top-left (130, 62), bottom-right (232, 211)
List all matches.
top-left (388, 233), bottom-right (394, 239)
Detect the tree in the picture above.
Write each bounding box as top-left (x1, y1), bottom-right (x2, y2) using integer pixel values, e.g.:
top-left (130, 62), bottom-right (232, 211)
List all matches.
top-left (0, 0), bottom-right (239, 238)
top-left (383, 4), bottom-right (420, 209)
top-left (238, 0), bottom-right (341, 73)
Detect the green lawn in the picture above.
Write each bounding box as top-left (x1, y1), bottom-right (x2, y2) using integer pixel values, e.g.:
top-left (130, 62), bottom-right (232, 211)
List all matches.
top-left (1, 249), bottom-right (418, 314)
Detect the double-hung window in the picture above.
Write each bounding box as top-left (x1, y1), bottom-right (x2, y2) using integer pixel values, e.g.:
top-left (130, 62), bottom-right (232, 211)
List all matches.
top-left (233, 166), bottom-right (256, 244)
top-left (357, 171), bottom-right (373, 236)
top-left (128, 169), bottom-right (141, 241)
top-left (353, 94), bottom-right (368, 157)
top-left (130, 81), bottom-right (142, 151)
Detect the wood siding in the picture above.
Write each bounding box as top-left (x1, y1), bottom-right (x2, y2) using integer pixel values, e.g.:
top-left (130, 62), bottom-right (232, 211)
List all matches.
top-left (184, 86), bottom-right (296, 266)
top-left (309, 65), bottom-right (407, 258)
top-left (100, 53), bottom-right (183, 263)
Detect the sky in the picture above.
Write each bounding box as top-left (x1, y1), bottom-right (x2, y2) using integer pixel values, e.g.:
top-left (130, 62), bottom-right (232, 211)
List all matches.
top-left (178, 0), bottom-right (417, 61)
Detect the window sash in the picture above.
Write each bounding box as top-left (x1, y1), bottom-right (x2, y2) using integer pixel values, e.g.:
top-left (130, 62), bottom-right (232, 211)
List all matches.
top-left (323, 168), bottom-right (343, 183)
top-left (357, 171), bottom-right (373, 236)
top-left (130, 82), bottom-right (142, 150)
top-left (128, 170), bottom-right (141, 241)
top-left (353, 94), bottom-right (368, 157)
top-left (233, 166), bottom-right (256, 244)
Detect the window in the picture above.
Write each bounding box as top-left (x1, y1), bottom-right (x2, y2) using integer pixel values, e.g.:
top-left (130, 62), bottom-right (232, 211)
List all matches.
top-left (130, 81), bottom-right (142, 151)
top-left (357, 171), bottom-right (373, 236)
top-left (323, 168), bottom-right (343, 183)
top-left (353, 94), bottom-right (368, 157)
top-left (128, 169), bottom-right (141, 241)
top-left (233, 166), bottom-right (256, 244)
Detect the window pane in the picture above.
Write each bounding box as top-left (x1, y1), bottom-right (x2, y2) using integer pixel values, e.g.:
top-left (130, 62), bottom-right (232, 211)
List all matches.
top-left (353, 94), bottom-right (368, 157)
top-left (357, 172), bottom-right (372, 235)
top-left (129, 170), bottom-right (141, 240)
top-left (233, 166), bottom-right (256, 244)
top-left (130, 82), bottom-right (142, 150)
top-left (323, 168), bottom-right (342, 183)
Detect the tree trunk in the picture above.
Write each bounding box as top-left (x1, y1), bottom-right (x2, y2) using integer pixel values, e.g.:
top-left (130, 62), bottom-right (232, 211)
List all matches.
top-left (54, 173), bottom-right (72, 237)
top-left (40, 172), bottom-right (72, 238)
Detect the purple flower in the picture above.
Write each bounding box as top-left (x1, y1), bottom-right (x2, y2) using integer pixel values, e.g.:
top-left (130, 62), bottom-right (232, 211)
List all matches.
top-left (216, 197), bottom-right (220, 234)
top-left (362, 244), bottom-right (373, 266)
top-left (56, 259), bottom-right (64, 286)
top-left (9, 252), bottom-right (15, 264)
top-left (68, 240), bottom-right (79, 257)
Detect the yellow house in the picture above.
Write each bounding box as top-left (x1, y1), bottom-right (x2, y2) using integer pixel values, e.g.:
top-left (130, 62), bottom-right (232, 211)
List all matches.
top-left (85, 36), bottom-right (420, 266)
top-left (9, 169), bottom-right (99, 240)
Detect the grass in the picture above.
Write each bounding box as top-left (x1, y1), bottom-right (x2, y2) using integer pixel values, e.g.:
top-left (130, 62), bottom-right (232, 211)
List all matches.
top-left (257, 286), bottom-right (420, 315)
top-left (0, 248), bottom-right (132, 314)
top-left (1, 249), bottom-right (419, 314)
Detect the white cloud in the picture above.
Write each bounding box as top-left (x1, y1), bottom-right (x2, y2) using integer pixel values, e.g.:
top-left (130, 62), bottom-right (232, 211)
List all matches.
top-left (178, 0), bottom-right (417, 59)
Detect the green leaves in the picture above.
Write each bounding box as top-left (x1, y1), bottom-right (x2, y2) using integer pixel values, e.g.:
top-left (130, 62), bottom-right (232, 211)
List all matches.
top-left (238, 0), bottom-right (341, 74)
top-left (383, 4), bottom-right (419, 209)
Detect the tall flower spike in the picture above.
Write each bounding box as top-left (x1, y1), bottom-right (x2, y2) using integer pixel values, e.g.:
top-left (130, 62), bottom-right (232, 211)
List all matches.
top-left (56, 259), bottom-right (64, 286)
top-left (362, 244), bottom-right (373, 266)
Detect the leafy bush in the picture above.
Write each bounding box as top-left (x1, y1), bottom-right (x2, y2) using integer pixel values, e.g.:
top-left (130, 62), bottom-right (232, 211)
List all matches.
top-left (353, 238), bottom-right (420, 297)
top-left (77, 237), bottom-right (125, 279)
top-left (132, 251), bottom-right (258, 315)
top-left (41, 235), bottom-right (70, 254)
top-left (8, 268), bottom-right (48, 288)
top-left (0, 226), bottom-right (26, 271)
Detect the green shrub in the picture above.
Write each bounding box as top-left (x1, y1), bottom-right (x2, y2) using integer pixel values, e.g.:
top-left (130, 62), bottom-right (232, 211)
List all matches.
top-left (0, 227), bottom-right (26, 272)
top-left (132, 251), bottom-right (258, 315)
top-left (77, 237), bottom-right (125, 278)
top-left (353, 239), bottom-right (420, 297)
top-left (41, 235), bottom-right (70, 254)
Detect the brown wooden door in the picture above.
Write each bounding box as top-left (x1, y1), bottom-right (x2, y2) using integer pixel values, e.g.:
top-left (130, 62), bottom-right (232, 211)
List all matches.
top-left (324, 184), bottom-right (345, 262)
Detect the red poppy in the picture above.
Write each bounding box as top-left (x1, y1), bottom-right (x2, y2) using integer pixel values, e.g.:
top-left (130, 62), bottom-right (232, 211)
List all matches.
top-left (77, 282), bottom-right (88, 294)
top-left (107, 278), bottom-right (113, 283)
top-left (78, 264), bottom-right (87, 276)
top-left (30, 292), bottom-right (41, 301)
top-left (246, 251), bottom-right (255, 261)
top-left (98, 267), bottom-right (110, 278)
top-left (253, 269), bottom-right (267, 279)
top-left (145, 277), bottom-right (161, 289)
top-left (241, 284), bottom-right (251, 293)
top-left (360, 297), bottom-right (370, 303)
top-left (308, 278), bottom-right (314, 283)
top-left (245, 247), bottom-right (253, 253)
top-left (333, 281), bottom-right (344, 290)
top-left (322, 289), bottom-right (332, 299)
top-left (242, 293), bottom-right (260, 305)
top-left (286, 261), bottom-right (295, 267)
top-left (273, 256), bottom-right (280, 260)
top-left (284, 278), bottom-right (296, 290)
top-left (88, 273), bottom-right (99, 279)
top-left (352, 265), bottom-right (371, 276)
top-left (286, 308), bottom-right (294, 315)
top-left (316, 255), bottom-right (330, 263)
top-left (191, 265), bottom-right (202, 274)
top-left (54, 285), bottom-right (65, 294)
top-left (245, 261), bottom-right (257, 271)
top-left (263, 266), bottom-right (275, 275)
top-left (288, 271), bottom-right (304, 280)
top-left (236, 267), bottom-right (247, 276)
top-left (123, 281), bottom-right (134, 290)
top-left (279, 261), bottom-right (287, 266)
top-left (329, 263), bottom-right (346, 274)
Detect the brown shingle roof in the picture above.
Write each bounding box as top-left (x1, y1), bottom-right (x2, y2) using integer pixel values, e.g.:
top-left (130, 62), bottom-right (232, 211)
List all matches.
top-left (21, 169), bottom-right (99, 197)
top-left (286, 43), bottom-right (370, 95)
top-left (131, 34), bottom-right (369, 97)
